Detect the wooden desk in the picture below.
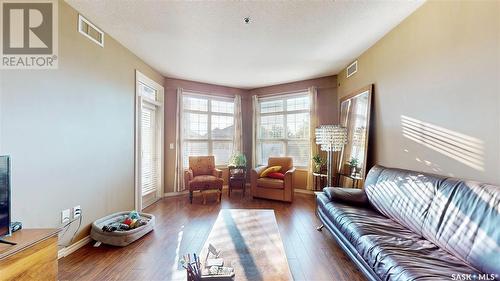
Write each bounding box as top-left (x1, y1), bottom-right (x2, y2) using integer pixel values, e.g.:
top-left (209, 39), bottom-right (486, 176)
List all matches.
top-left (0, 229), bottom-right (59, 281)
top-left (200, 209), bottom-right (292, 281)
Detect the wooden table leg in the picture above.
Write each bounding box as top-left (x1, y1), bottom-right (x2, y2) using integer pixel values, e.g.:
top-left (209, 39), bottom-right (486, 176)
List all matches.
top-left (201, 191), bottom-right (206, 205)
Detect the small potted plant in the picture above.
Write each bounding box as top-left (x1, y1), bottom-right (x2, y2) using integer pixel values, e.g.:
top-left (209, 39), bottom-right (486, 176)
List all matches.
top-left (228, 152), bottom-right (246, 176)
top-left (312, 154), bottom-right (326, 173)
top-left (228, 152), bottom-right (247, 168)
top-left (347, 157), bottom-right (359, 176)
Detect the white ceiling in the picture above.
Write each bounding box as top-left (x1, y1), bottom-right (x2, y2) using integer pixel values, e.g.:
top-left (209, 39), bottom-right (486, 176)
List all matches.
top-left (65, 0), bottom-right (425, 89)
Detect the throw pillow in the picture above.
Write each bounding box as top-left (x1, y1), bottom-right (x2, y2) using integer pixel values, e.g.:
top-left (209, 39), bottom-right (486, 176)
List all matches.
top-left (267, 172), bottom-right (285, 180)
top-left (260, 166), bottom-right (282, 178)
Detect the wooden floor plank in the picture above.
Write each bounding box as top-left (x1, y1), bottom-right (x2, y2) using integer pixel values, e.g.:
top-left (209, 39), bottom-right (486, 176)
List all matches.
top-left (58, 190), bottom-right (366, 281)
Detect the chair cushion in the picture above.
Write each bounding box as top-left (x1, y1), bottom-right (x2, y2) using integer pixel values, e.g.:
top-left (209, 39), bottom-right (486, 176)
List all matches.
top-left (189, 156), bottom-right (216, 177)
top-left (260, 166), bottom-right (282, 178)
top-left (256, 177), bottom-right (284, 189)
top-left (189, 175), bottom-right (223, 190)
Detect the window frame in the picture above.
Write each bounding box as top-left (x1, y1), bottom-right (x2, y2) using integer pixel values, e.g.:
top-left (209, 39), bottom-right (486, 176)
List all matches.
top-left (182, 92), bottom-right (235, 167)
top-left (256, 92), bottom-right (311, 169)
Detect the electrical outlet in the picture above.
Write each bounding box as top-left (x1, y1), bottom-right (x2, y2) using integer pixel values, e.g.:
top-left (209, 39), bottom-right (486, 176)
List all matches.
top-left (73, 205), bottom-right (81, 219)
top-left (61, 209), bottom-right (70, 224)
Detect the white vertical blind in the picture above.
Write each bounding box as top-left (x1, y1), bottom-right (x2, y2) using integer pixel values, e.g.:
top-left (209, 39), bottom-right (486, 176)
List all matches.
top-left (141, 105), bottom-right (158, 196)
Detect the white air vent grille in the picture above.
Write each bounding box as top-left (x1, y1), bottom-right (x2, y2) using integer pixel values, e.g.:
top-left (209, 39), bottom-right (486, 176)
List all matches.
top-left (78, 15), bottom-right (104, 47)
top-left (347, 60), bottom-right (358, 78)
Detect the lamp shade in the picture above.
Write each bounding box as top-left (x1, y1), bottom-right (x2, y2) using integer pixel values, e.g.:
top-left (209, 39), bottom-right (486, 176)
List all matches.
top-left (315, 125), bottom-right (348, 152)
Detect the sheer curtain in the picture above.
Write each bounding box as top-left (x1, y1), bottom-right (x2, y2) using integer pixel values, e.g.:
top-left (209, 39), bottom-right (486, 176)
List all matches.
top-left (233, 95), bottom-right (243, 154)
top-left (251, 95), bottom-right (259, 168)
top-left (307, 87), bottom-right (318, 190)
top-left (173, 88), bottom-right (185, 192)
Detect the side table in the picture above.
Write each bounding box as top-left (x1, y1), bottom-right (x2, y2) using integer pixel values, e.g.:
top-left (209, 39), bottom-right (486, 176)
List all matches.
top-left (228, 166), bottom-right (247, 198)
top-left (312, 172), bottom-right (328, 191)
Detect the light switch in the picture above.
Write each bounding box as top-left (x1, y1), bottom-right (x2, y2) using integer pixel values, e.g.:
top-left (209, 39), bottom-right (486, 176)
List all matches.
top-left (169, 143), bottom-right (174, 149)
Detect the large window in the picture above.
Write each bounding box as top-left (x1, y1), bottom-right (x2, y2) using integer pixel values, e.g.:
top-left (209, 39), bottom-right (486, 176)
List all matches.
top-left (183, 94), bottom-right (235, 167)
top-left (256, 93), bottom-right (311, 167)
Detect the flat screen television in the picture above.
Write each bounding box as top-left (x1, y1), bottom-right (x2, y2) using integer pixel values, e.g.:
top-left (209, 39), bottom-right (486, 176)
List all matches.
top-left (0, 155), bottom-right (11, 238)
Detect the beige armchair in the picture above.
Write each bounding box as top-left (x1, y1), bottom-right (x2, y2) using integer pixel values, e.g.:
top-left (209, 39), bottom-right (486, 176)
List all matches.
top-left (251, 157), bottom-right (296, 202)
top-left (184, 156), bottom-right (223, 204)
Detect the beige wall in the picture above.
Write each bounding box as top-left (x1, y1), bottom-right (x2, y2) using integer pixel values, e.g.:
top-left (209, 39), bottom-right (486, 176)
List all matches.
top-left (337, 1), bottom-right (500, 185)
top-left (0, 1), bottom-right (163, 243)
top-left (249, 76), bottom-right (338, 189)
top-left (163, 78), bottom-right (250, 193)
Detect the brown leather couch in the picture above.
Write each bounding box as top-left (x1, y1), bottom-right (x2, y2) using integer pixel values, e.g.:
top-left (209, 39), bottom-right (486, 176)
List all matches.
top-left (184, 156), bottom-right (223, 204)
top-left (251, 157), bottom-right (296, 202)
top-left (316, 165), bottom-right (500, 281)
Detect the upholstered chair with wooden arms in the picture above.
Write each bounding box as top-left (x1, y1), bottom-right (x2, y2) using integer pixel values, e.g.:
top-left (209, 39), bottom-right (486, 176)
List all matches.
top-left (251, 157), bottom-right (296, 202)
top-left (184, 156), bottom-right (223, 204)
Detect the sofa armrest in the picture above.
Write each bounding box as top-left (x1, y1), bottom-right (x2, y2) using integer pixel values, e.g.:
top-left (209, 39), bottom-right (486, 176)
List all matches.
top-left (323, 187), bottom-right (369, 206)
top-left (212, 168), bottom-right (223, 178)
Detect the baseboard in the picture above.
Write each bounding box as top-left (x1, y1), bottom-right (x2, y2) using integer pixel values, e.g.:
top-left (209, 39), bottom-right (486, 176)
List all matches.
top-left (294, 188), bottom-right (315, 195)
top-left (163, 191), bottom-right (189, 197)
top-left (58, 235), bottom-right (91, 259)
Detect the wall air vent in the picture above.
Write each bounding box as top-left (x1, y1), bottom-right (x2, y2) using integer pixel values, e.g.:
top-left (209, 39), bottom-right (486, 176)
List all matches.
top-left (78, 15), bottom-right (104, 47)
top-left (346, 60), bottom-right (358, 78)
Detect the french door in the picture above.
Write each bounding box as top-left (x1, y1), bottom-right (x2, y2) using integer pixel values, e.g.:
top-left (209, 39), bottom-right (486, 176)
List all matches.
top-left (135, 71), bottom-right (164, 210)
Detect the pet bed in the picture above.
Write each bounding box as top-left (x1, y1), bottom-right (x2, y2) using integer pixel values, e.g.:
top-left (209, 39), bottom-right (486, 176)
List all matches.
top-left (90, 211), bottom-right (155, 246)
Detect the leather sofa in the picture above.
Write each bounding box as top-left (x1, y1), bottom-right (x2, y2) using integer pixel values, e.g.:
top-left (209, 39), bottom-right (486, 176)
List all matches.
top-left (251, 157), bottom-right (296, 202)
top-left (316, 165), bottom-right (499, 281)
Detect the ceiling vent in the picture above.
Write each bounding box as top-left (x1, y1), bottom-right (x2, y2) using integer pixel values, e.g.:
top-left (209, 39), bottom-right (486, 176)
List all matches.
top-left (346, 60), bottom-right (358, 78)
top-left (78, 15), bottom-right (104, 47)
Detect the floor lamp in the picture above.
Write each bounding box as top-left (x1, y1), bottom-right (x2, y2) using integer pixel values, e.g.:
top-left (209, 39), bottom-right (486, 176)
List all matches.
top-left (315, 125), bottom-right (348, 187)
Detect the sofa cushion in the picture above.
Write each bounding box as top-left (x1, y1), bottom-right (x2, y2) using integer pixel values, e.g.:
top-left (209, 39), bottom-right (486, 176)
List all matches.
top-left (364, 165), bottom-right (445, 237)
top-left (422, 178), bottom-right (500, 275)
top-left (256, 177), bottom-right (284, 189)
top-left (323, 187), bottom-right (369, 206)
top-left (189, 175), bottom-right (223, 190)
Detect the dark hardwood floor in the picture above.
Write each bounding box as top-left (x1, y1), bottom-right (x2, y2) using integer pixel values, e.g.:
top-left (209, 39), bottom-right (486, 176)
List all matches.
top-left (59, 190), bottom-right (366, 281)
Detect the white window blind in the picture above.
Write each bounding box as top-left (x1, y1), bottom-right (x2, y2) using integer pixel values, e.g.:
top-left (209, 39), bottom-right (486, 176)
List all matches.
top-left (256, 93), bottom-right (311, 167)
top-left (182, 94), bottom-right (235, 167)
top-left (141, 105), bottom-right (159, 195)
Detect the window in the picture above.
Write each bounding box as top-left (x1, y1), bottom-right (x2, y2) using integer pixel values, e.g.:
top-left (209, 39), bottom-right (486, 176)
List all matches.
top-left (182, 94), bottom-right (235, 167)
top-left (256, 93), bottom-right (311, 167)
